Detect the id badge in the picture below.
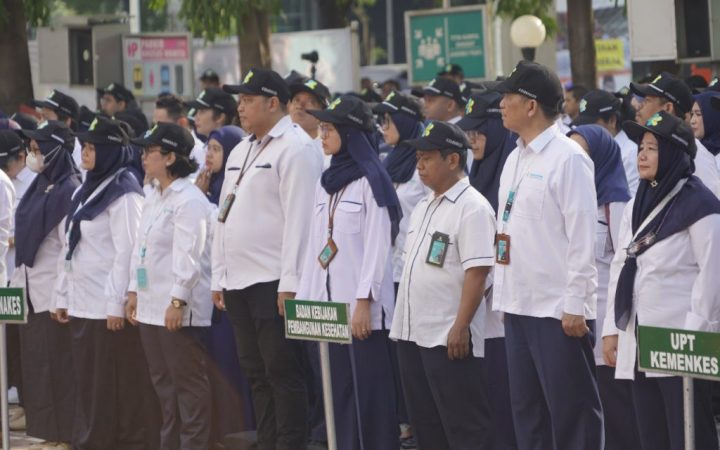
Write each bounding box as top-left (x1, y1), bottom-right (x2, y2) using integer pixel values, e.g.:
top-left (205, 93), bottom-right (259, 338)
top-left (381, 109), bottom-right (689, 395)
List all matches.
top-left (495, 233), bottom-right (511, 265)
top-left (318, 238), bottom-right (338, 269)
top-left (426, 232), bottom-right (450, 267)
top-left (217, 193), bottom-right (236, 223)
top-left (137, 266), bottom-right (149, 291)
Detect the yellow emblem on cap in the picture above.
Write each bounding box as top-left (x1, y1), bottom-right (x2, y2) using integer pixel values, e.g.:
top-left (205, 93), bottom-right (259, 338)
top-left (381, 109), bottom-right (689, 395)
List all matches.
top-left (89, 118), bottom-right (99, 131)
top-left (144, 123), bottom-right (158, 138)
top-left (328, 98), bottom-right (342, 110)
top-left (422, 122), bottom-right (435, 137)
top-left (465, 98), bottom-right (475, 115)
top-left (199, 90), bottom-right (206, 99)
top-left (446, 64), bottom-right (452, 71)
top-left (386, 91), bottom-right (395, 101)
top-left (647, 113), bottom-right (662, 127)
top-left (579, 99), bottom-right (587, 113)
top-left (305, 80), bottom-right (318, 90)
top-left (243, 71), bottom-right (254, 84)
top-left (652, 74), bottom-right (662, 84)
top-left (711, 78), bottom-right (718, 87)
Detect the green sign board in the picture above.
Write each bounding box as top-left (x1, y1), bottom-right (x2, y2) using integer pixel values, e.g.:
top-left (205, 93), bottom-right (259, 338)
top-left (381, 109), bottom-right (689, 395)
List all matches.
top-left (638, 325), bottom-right (720, 381)
top-left (0, 288), bottom-right (26, 324)
top-left (405, 6), bottom-right (490, 85)
top-left (284, 299), bottom-right (351, 344)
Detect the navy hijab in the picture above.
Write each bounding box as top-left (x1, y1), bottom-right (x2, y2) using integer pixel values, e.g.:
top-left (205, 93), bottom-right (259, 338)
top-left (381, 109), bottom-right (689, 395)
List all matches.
top-left (694, 92), bottom-right (720, 156)
top-left (15, 139), bottom-right (81, 267)
top-left (468, 118), bottom-right (515, 213)
top-left (321, 124), bottom-right (403, 243)
top-left (207, 126), bottom-right (245, 205)
top-left (382, 113), bottom-right (423, 183)
top-left (65, 142), bottom-right (144, 260)
top-left (569, 125), bottom-right (631, 206)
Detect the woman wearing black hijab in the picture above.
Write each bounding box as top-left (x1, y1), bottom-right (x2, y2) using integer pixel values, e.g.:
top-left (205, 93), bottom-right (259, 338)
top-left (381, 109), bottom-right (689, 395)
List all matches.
top-left (11, 121), bottom-right (81, 447)
top-left (603, 111), bottom-right (720, 450)
top-left (53, 116), bottom-right (159, 449)
top-left (297, 96), bottom-right (402, 450)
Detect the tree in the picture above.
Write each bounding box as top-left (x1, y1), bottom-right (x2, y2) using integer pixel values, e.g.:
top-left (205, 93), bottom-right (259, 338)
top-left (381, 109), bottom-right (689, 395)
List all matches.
top-left (566, 0), bottom-right (596, 89)
top-left (150, 0), bottom-right (279, 74)
top-left (0, 0), bottom-right (49, 115)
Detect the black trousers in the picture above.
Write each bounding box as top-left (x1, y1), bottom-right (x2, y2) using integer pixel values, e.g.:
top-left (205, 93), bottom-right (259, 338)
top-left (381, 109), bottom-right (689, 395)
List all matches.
top-left (70, 318), bottom-right (161, 450)
top-left (224, 281), bottom-right (308, 450)
top-left (396, 340), bottom-right (491, 450)
top-left (7, 323), bottom-right (23, 406)
top-left (139, 324), bottom-right (211, 450)
top-left (596, 365), bottom-right (640, 450)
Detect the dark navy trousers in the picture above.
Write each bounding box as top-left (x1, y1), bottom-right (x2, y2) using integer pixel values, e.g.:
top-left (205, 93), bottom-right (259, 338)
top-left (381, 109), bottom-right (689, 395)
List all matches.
top-left (504, 314), bottom-right (604, 450)
top-left (596, 365), bottom-right (641, 450)
top-left (484, 337), bottom-right (519, 450)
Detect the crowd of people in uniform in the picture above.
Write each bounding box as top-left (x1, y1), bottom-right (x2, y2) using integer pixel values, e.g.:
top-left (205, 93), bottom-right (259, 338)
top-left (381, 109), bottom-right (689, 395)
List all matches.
top-left (0, 58), bottom-right (719, 450)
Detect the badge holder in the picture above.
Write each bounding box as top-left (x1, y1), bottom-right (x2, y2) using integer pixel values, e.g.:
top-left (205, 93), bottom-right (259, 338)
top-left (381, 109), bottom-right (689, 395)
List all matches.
top-left (137, 245), bottom-right (149, 290)
top-left (495, 233), bottom-right (511, 265)
top-left (317, 188), bottom-right (346, 270)
top-left (426, 232), bottom-right (449, 267)
top-left (217, 190), bottom-right (236, 223)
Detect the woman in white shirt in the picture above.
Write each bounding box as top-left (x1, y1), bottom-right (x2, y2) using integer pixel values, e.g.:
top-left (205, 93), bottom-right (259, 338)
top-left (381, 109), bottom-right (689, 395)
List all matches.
top-left (568, 124), bottom-right (640, 450)
top-left (603, 111), bottom-right (720, 450)
top-left (54, 117), bottom-right (159, 449)
top-left (126, 122), bottom-right (214, 450)
top-left (13, 121), bottom-right (81, 447)
top-left (300, 96), bottom-right (402, 450)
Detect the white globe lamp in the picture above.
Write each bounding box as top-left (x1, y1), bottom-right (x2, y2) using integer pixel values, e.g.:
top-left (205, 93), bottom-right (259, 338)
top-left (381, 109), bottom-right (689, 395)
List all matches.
top-left (510, 15), bottom-right (547, 62)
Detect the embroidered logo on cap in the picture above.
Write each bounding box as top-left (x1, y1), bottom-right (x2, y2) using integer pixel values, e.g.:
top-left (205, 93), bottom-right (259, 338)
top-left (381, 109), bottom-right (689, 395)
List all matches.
top-left (107, 83), bottom-right (115, 91)
top-left (89, 118), bottom-right (99, 131)
top-left (652, 74), bottom-right (663, 85)
top-left (385, 91), bottom-right (396, 102)
top-left (144, 124), bottom-right (158, 138)
top-left (446, 64), bottom-right (452, 72)
top-left (199, 90), bottom-right (206, 99)
top-left (38, 121), bottom-right (49, 130)
top-left (243, 71), bottom-right (254, 84)
top-left (647, 113), bottom-right (663, 127)
top-left (710, 78), bottom-right (719, 87)
top-left (422, 123), bottom-right (435, 137)
top-left (579, 99), bottom-right (587, 113)
top-left (305, 80), bottom-right (318, 90)
top-left (465, 98), bottom-right (475, 115)
top-left (328, 98), bottom-right (342, 110)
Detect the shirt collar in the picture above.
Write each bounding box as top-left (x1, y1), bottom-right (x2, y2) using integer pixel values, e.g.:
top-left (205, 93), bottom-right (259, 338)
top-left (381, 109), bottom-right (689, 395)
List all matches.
top-left (448, 115), bottom-right (462, 124)
top-left (426, 177), bottom-right (471, 204)
top-left (516, 123), bottom-right (559, 155)
top-left (16, 166), bottom-right (34, 182)
top-left (251, 115), bottom-right (292, 144)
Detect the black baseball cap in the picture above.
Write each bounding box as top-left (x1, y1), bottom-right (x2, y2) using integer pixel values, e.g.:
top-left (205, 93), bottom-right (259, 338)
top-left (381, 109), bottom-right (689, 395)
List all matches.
top-left (623, 111), bottom-right (696, 158)
top-left (372, 91), bottom-right (423, 121)
top-left (77, 106), bottom-right (97, 131)
top-left (308, 95), bottom-right (374, 132)
top-left (412, 77), bottom-right (466, 106)
top-left (571, 90), bottom-right (621, 126)
top-left (20, 120), bottom-right (75, 148)
top-left (185, 88), bottom-right (237, 117)
top-left (438, 63), bottom-right (463, 78)
top-left (496, 61), bottom-right (564, 110)
top-left (131, 122), bottom-right (195, 156)
top-left (97, 82), bottom-right (134, 103)
top-left (405, 120), bottom-right (470, 153)
top-left (708, 95), bottom-right (720, 110)
top-left (76, 116), bottom-right (129, 145)
top-left (456, 91), bottom-right (503, 131)
top-left (285, 70), bottom-right (309, 86)
top-left (10, 113), bottom-right (38, 131)
top-left (706, 77), bottom-right (720, 93)
top-left (0, 130), bottom-right (24, 157)
top-left (200, 68), bottom-right (220, 83)
top-left (223, 68), bottom-right (291, 104)
top-left (289, 79), bottom-right (331, 107)
top-left (32, 89), bottom-right (79, 119)
top-left (630, 72), bottom-right (693, 115)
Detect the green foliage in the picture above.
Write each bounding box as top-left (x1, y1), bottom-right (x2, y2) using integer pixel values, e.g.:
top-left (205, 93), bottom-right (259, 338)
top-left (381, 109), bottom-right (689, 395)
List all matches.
top-left (495, 0), bottom-right (557, 38)
top-left (0, 0), bottom-right (51, 26)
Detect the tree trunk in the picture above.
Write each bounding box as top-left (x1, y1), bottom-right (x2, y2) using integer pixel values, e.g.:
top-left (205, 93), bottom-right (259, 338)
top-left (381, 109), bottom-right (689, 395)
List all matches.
top-left (0, 0), bottom-right (34, 115)
top-left (317, 0), bottom-right (350, 29)
top-left (237, 8), bottom-right (272, 74)
top-left (567, 0), bottom-right (597, 89)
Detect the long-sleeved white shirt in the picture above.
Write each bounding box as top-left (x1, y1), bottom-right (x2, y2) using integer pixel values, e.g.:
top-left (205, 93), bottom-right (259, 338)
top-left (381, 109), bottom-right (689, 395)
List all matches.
top-left (492, 124), bottom-right (598, 320)
top-left (694, 139), bottom-right (720, 198)
top-left (0, 171), bottom-right (15, 286)
top-left (392, 170), bottom-right (429, 282)
top-left (55, 186), bottom-right (142, 319)
top-left (602, 191), bottom-right (720, 379)
top-left (211, 115), bottom-right (323, 293)
top-left (614, 130), bottom-right (640, 196)
top-left (296, 177), bottom-right (394, 330)
top-left (7, 168), bottom-right (36, 280)
top-left (390, 178), bottom-right (496, 357)
top-left (129, 178), bottom-right (213, 327)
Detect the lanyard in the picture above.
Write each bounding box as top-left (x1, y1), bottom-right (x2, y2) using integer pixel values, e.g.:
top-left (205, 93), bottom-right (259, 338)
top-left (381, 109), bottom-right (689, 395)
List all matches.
top-left (500, 150), bottom-right (537, 230)
top-left (139, 193), bottom-right (173, 263)
top-left (327, 187), bottom-right (347, 239)
top-left (228, 136), bottom-right (274, 195)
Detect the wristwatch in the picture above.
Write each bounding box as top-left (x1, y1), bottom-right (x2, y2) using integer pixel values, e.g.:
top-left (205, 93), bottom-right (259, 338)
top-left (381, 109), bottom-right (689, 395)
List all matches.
top-left (171, 299), bottom-right (188, 309)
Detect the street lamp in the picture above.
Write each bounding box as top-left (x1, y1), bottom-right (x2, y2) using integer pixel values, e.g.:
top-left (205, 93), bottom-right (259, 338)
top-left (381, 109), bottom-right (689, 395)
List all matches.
top-left (510, 15), bottom-right (546, 62)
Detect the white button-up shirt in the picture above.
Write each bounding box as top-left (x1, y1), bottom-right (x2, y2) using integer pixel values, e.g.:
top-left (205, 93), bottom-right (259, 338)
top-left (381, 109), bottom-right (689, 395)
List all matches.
top-left (211, 115), bottom-right (323, 293)
top-left (493, 124), bottom-right (598, 320)
top-left (73, 138), bottom-right (86, 181)
top-left (11, 224), bottom-right (64, 313)
top-left (0, 171), bottom-right (15, 286)
top-left (614, 130), bottom-right (640, 196)
top-left (296, 177), bottom-right (395, 330)
top-left (602, 192), bottom-right (720, 379)
top-left (129, 178), bottom-right (213, 327)
top-left (390, 178), bottom-right (496, 357)
top-left (392, 170), bottom-right (429, 282)
top-left (6, 167), bottom-right (35, 280)
top-left (694, 139), bottom-right (720, 198)
top-left (55, 185), bottom-right (143, 319)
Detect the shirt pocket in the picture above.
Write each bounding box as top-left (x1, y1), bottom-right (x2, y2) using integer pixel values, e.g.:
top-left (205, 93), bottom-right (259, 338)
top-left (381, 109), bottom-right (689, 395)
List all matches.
top-left (334, 201), bottom-right (363, 234)
top-left (425, 229), bottom-right (459, 264)
top-left (514, 177), bottom-right (546, 220)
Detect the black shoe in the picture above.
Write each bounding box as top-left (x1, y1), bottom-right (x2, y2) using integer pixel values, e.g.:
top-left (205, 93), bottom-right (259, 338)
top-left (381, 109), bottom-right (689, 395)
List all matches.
top-left (400, 436), bottom-right (418, 449)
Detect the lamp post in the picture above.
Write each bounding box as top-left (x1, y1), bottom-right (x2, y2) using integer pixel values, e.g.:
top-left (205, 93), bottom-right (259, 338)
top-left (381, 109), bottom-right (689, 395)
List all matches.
top-left (510, 15), bottom-right (546, 62)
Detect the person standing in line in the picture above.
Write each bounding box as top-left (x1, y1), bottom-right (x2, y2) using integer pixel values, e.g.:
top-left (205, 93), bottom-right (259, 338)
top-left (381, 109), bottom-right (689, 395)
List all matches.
top-left (297, 95), bottom-right (401, 450)
top-left (602, 111), bottom-right (720, 450)
top-left (211, 68), bottom-right (322, 450)
top-left (690, 91), bottom-right (720, 171)
top-left (12, 121), bottom-right (81, 449)
top-left (126, 122), bottom-right (214, 450)
top-left (567, 125), bottom-right (641, 450)
top-left (492, 61), bottom-right (603, 450)
top-left (98, 82), bottom-right (149, 135)
top-left (32, 89), bottom-right (85, 179)
top-left (289, 78), bottom-right (332, 169)
top-left (53, 116), bottom-right (160, 449)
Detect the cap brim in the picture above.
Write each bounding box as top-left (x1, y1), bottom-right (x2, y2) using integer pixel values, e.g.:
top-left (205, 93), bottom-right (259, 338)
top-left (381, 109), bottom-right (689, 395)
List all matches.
top-left (371, 102), bottom-right (398, 115)
top-left (75, 131), bottom-right (116, 145)
top-left (455, 116), bottom-right (486, 131)
top-left (404, 137), bottom-right (441, 151)
top-left (711, 95), bottom-right (720, 110)
top-left (30, 99), bottom-right (49, 109)
top-left (629, 82), bottom-right (655, 98)
top-left (19, 129), bottom-right (51, 141)
top-left (289, 85), bottom-right (328, 107)
top-left (184, 99), bottom-right (211, 110)
top-left (129, 136), bottom-right (156, 147)
top-left (307, 109), bottom-right (342, 124)
top-left (570, 114), bottom-right (599, 127)
top-left (621, 120), bottom-right (655, 144)
top-left (410, 88), bottom-right (425, 98)
top-left (494, 79), bottom-right (515, 94)
top-left (223, 84), bottom-right (255, 95)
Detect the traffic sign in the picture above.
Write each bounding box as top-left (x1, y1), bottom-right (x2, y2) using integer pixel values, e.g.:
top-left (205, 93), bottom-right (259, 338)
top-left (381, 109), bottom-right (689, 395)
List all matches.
top-left (638, 325), bottom-right (720, 381)
top-left (405, 5), bottom-right (491, 85)
top-left (0, 288), bottom-right (26, 324)
top-left (284, 299), bottom-right (351, 345)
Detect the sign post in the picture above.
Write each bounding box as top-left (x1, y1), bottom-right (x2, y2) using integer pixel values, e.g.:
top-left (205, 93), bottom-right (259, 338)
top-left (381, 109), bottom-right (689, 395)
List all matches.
top-left (284, 299), bottom-right (351, 450)
top-left (637, 325), bottom-right (720, 450)
top-left (405, 5), bottom-right (492, 85)
top-left (0, 288), bottom-right (27, 450)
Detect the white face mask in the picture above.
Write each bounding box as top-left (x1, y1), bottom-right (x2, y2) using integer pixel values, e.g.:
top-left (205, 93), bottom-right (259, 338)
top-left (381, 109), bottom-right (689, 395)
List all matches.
top-left (26, 151), bottom-right (44, 173)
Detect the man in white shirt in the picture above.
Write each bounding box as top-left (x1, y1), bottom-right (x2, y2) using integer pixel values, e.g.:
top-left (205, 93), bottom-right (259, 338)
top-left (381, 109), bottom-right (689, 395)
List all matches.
top-left (493, 61), bottom-right (603, 450)
top-left (414, 77), bottom-right (466, 125)
top-left (631, 72), bottom-right (720, 197)
top-left (391, 121), bottom-right (495, 449)
top-left (289, 78), bottom-right (331, 169)
top-left (211, 68), bottom-right (323, 449)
